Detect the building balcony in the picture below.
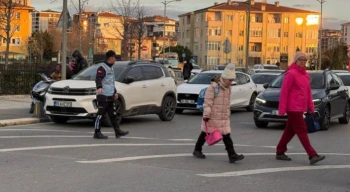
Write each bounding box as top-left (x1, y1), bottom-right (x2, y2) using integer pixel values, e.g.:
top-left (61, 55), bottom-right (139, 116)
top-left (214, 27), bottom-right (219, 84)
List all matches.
top-left (206, 20), bottom-right (222, 27)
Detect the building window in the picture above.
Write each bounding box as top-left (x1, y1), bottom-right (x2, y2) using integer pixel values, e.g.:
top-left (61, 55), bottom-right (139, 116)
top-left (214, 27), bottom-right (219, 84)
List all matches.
top-left (284, 32), bottom-right (288, 37)
top-left (238, 59), bottom-right (243, 65)
top-left (195, 28), bottom-right (200, 37)
top-left (207, 41), bottom-right (220, 51)
top-left (267, 43), bottom-right (280, 52)
top-left (226, 30), bottom-right (232, 36)
top-left (15, 12), bottom-right (20, 19)
top-left (207, 56), bottom-right (219, 65)
top-left (240, 15), bottom-right (244, 22)
top-left (284, 17), bottom-right (289, 23)
top-left (208, 28), bottom-right (221, 36)
top-left (12, 39), bottom-right (15, 44)
top-left (226, 15), bottom-right (233, 21)
top-left (283, 46), bottom-right (288, 52)
top-left (306, 44), bottom-right (317, 53)
top-left (15, 25), bottom-right (20, 32)
top-left (239, 30), bottom-right (244, 36)
top-left (250, 28), bottom-right (262, 37)
top-left (238, 45), bottom-right (243, 51)
top-left (268, 29), bottom-right (281, 38)
top-left (307, 30), bottom-right (318, 39)
top-left (296, 32), bottom-right (303, 38)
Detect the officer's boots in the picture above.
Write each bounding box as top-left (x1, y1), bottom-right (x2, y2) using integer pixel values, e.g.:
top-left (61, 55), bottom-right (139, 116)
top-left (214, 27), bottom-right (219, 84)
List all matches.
top-left (114, 127), bottom-right (129, 138)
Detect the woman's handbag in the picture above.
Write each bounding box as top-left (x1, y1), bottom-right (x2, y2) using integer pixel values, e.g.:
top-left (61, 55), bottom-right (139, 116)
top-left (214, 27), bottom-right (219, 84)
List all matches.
top-left (205, 122), bottom-right (223, 146)
top-left (305, 113), bottom-right (320, 133)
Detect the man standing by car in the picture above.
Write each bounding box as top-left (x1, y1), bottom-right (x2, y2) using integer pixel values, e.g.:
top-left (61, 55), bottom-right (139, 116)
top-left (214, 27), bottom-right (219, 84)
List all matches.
top-left (94, 50), bottom-right (129, 139)
top-left (72, 50), bottom-right (88, 75)
top-left (183, 59), bottom-right (193, 80)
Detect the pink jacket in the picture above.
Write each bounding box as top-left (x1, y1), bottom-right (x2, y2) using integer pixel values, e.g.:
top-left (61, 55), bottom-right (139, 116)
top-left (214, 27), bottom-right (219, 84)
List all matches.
top-left (278, 63), bottom-right (314, 115)
top-left (201, 78), bottom-right (231, 135)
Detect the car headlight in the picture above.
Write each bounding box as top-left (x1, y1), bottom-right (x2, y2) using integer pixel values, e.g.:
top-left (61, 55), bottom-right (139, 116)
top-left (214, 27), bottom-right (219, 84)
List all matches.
top-left (255, 98), bottom-right (266, 105)
top-left (47, 87), bottom-right (52, 94)
top-left (313, 99), bottom-right (322, 106)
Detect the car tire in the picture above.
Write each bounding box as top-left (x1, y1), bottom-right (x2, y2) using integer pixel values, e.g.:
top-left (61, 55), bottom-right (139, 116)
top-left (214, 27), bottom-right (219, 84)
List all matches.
top-left (50, 116), bottom-right (69, 124)
top-left (320, 106), bottom-right (330, 130)
top-left (339, 102), bottom-right (350, 124)
top-left (176, 109), bottom-right (184, 114)
top-left (159, 96), bottom-right (176, 121)
top-left (254, 119), bottom-right (269, 128)
top-left (101, 100), bottom-right (123, 127)
top-left (246, 93), bottom-right (257, 112)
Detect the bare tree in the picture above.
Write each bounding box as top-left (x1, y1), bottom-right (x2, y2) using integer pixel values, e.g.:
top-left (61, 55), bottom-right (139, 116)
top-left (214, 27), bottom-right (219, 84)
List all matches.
top-left (70, 0), bottom-right (90, 53)
top-left (133, 5), bottom-right (148, 60)
top-left (111, 0), bottom-right (139, 60)
top-left (0, 0), bottom-right (20, 69)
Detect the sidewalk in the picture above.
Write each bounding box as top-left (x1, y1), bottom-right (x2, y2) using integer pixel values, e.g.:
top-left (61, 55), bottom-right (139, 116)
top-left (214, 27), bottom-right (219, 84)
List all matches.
top-left (0, 95), bottom-right (45, 126)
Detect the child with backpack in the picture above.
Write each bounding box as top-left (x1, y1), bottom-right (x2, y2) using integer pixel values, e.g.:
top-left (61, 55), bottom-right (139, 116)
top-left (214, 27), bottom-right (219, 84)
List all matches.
top-left (193, 64), bottom-right (245, 163)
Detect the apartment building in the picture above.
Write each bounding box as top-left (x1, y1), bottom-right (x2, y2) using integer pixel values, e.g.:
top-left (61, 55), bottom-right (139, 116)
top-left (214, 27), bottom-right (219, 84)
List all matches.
top-left (0, 1), bottom-right (34, 59)
top-left (178, 0), bottom-right (320, 69)
top-left (341, 22), bottom-right (350, 46)
top-left (32, 9), bottom-right (61, 33)
top-left (320, 29), bottom-right (342, 51)
top-left (144, 15), bottom-right (177, 38)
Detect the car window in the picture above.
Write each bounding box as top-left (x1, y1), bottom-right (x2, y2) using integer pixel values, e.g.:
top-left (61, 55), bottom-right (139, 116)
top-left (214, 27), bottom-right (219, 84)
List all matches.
top-left (338, 75), bottom-right (350, 86)
top-left (251, 74), bottom-right (278, 84)
top-left (270, 73), bottom-right (325, 89)
top-left (187, 73), bottom-right (219, 84)
top-left (236, 73), bottom-right (248, 85)
top-left (327, 74), bottom-right (336, 87)
top-left (142, 66), bottom-right (163, 80)
top-left (331, 73), bottom-right (343, 86)
top-left (263, 66), bottom-right (280, 70)
top-left (73, 64), bottom-right (126, 81)
top-left (126, 67), bottom-right (143, 81)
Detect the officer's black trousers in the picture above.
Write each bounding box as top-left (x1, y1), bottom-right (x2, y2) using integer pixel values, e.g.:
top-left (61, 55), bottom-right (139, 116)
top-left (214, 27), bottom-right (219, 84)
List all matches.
top-left (94, 95), bottom-right (121, 132)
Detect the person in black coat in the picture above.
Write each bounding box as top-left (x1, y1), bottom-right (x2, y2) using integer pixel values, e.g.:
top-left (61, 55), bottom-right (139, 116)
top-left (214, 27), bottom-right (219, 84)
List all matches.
top-left (71, 50), bottom-right (88, 75)
top-left (183, 59), bottom-right (193, 80)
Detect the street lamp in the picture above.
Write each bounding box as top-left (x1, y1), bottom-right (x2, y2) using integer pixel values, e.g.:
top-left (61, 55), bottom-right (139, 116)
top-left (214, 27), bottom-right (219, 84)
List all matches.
top-left (161, 0), bottom-right (181, 61)
top-left (231, 0), bottom-right (251, 72)
top-left (317, 0), bottom-right (325, 70)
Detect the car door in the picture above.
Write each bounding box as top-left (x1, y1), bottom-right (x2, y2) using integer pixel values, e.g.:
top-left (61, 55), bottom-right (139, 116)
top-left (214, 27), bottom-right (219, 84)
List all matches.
top-left (331, 73), bottom-right (348, 115)
top-left (327, 73), bottom-right (342, 116)
top-left (123, 66), bottom-right (148, 110)
top-left (230, 73), bottom-right (249, 107)
top-left (141, 65), bottom-right (164, 106)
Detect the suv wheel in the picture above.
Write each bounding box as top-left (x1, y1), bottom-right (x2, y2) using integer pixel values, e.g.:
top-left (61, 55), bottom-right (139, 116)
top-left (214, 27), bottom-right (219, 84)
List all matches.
top-left (339, 102), bottom-right (350, 124)
top-left (320, 106), bottom-right (330, 130)
top-left (159, 96), bottom-right (176, 121)
top-left (50, 116), bottom-right (69, 124)
top-left (254, 119), bottom-right (269, 128)
top-left (246, 93), bottom-right (257, 112)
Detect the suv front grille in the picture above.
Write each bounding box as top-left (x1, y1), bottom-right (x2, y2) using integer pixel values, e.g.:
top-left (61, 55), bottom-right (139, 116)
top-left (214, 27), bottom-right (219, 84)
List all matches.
top-left (265, 101), bottom-right (279, 109)
top-left (178, 93), bottom-right (198, 101)
top-left (49, 87), bottom-right (96, 95)
top-left (46, 106), bottom-right (88, 115)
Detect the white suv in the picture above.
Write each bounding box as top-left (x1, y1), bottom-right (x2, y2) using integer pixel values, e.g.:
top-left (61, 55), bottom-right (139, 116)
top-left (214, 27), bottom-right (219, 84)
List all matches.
top-left (45, 61), bottom-right (177, 124)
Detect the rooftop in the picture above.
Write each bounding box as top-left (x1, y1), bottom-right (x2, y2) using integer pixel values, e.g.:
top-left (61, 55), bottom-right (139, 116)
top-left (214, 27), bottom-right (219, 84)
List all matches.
top-left (179, 0), bottom-right (318, 17)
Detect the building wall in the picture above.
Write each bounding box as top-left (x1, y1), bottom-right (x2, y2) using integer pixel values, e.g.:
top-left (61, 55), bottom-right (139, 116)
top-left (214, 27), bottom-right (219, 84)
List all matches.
top-left (179, 8), bottom-right (320, 69)
top-left (342, 23), bottom-right (350, 46)
top-left (32, 11), bottom-right (61, 33)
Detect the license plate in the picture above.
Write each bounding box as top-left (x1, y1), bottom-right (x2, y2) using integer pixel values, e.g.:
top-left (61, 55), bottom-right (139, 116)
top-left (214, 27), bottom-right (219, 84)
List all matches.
top-left (54, 101), bottom-right (72, 107)
top-left (181, 99), bottom-right (195, 104)
top-left (272, 110), bottom-right (279, 115)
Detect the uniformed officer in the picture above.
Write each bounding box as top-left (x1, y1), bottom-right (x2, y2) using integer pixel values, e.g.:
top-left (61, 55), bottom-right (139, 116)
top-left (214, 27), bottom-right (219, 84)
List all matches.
top-left (94, 50), bottom-right (129, 139)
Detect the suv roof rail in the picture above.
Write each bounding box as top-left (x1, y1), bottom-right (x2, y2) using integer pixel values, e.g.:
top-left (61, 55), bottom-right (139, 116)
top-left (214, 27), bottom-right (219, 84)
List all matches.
top-left (128, 60), bottom-right (158, 65)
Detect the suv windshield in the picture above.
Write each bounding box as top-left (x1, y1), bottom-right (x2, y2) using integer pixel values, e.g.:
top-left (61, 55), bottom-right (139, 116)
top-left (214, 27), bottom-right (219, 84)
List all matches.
top-left (338, 75), bottom-right (350, 86)
top-left (270, 73), bottom-right (325, 89)
top-left (263, 65), bottom-right (280, 70)
top-left (187, 73), bottom-right (220, 84)
top-left (251, 74), bottom-right (278, 84)
top-left (73, 64), bottom-right (126, 81)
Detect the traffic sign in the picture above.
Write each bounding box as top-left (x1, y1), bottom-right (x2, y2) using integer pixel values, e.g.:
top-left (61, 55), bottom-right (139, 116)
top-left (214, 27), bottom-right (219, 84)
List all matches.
top-left (223, 38), bottom-right (231, 54)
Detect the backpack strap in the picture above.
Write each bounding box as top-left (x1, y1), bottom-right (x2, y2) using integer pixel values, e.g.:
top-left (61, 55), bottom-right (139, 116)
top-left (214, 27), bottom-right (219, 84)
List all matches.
top-left (213, 84), bottom-right (220, 97)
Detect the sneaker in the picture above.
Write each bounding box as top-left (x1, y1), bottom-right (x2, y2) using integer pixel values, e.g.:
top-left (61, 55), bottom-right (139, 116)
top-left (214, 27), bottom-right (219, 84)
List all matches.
top-left (229, 154), bottom-right (245, 163)
top-left (309, 154), bottom-right (325, 165)
top-left (93, 132), bottom-right (108, 139)
top-left (276, 153), bottom-right (292, 161)
top-left (193, 150), bottom-right (206, 159)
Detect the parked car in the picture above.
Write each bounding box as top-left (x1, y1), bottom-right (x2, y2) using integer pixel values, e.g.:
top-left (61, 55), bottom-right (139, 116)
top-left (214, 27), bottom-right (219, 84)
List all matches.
top-left (331, 70), bottom-right (349, 74)
top-left (176, 70), bottom-right (258, 113)
top-left (213, 65), bottom-right (226, 70)
top-left (336, 72), bottom-right (350, 93)
top-left (251, 73), bottom-right (280, 93)
top-left (256, 69), bottom-right (285, 74)
top-left (236, 67), bottom-right (247, 74)
top-left (253, 70), bottom-right (350, 130)
top-left (191, 64), bottom-right (202, 75)
top-left (45, 61), bottom-right (177, 125)
top-left (253, 64), bottom-right (281, 70)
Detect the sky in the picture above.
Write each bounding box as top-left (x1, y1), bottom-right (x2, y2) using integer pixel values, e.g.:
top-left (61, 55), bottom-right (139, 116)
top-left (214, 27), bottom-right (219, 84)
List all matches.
top-left (32, 0), bottom-right (349, 29)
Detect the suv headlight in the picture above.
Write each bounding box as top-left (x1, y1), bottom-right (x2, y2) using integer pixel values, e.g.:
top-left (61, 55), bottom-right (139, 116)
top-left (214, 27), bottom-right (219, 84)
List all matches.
top-left (47, 87), bottom-right (52, 94)
top-left (255, 98), bottom-right (266, 105)
top-left (313, 99), bottom-right (322, 106)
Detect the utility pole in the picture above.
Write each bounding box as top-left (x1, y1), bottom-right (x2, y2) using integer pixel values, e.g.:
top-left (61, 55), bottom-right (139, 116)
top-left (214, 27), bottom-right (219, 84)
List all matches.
top-left (245, 0), bottom-right (251, 72)
top-left (317, 0), bottom-right (325, 70)
top-left (61, 0), bottom-right (68, 80)
top-left (78, 0), bottom-right (82, 52)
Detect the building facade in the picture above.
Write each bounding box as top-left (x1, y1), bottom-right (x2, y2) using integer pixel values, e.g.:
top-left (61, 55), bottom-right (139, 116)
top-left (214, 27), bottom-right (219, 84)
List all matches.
top-left (178, 0), bottom-right (320, 69)
top-left (0, 1), bottom-right (34, 59)
top-left (320, 29), bottom-right (342, 51)
top-left (341, 22), bottom-right (350, 46)
top-left (144, 15), bottom-right (177, 38)
top-left (32, 9), bottom-right (61, 33)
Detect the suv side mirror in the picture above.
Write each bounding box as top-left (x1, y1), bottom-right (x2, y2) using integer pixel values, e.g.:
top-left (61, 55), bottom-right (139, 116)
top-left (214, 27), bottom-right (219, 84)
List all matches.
top-left (124, 76), bottom-right (135, 84)
top-left (263, 83), bottom-right (269, 89)
top-left (330, 84), bottom-right (340, 90)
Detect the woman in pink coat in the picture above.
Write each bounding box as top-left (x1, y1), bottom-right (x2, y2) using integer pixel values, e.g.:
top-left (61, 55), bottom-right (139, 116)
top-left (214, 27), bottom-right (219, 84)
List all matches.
top-left (276, 51), bottom-right (325, 165)
top-left (193, 64), bottom-right (244, 163)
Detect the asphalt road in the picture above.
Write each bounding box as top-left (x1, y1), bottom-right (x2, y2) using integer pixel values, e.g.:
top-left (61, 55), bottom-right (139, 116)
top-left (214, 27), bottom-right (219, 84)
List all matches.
top-left (0, 109), bottom-right (349, 192)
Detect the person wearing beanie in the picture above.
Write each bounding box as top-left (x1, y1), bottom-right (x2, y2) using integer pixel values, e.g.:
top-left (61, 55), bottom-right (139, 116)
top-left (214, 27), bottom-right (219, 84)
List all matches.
top-left (94, 50), bottom-right (129, 139)
top-left (276, 51), bottom-right (325, 165)
top-left (193, 64), bottom-right (244, 163)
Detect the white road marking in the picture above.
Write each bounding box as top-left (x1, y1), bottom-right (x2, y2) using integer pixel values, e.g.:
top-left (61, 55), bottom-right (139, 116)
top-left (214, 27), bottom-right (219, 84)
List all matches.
top-left (168, 139), bottom-right (196, 141)
top-left (0, 135), bottom-right (92, 139)
top-left (197, 165), bottom-right (350, 177)
top-left (0, 129), bottom-right (80, 133)
top-left (0, 122), bottom-right (52, 128)
top-left (76, 153), bottom-right (350, 164)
